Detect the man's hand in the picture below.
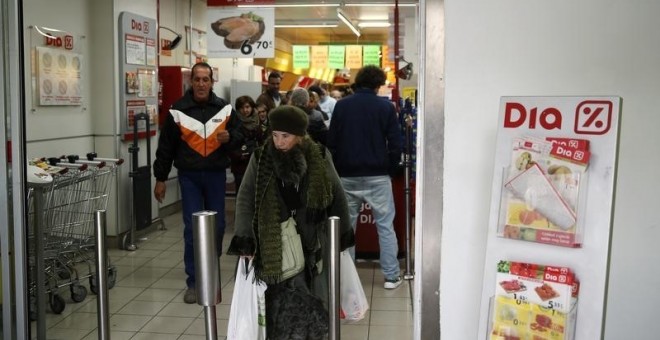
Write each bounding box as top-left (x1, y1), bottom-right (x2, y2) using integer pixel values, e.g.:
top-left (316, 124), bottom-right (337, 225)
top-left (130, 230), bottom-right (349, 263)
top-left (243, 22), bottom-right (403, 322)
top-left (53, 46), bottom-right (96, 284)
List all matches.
top-left (154, 181), bottom-right (166, 203)
top-left (217, 130), bottom-right (230, 143)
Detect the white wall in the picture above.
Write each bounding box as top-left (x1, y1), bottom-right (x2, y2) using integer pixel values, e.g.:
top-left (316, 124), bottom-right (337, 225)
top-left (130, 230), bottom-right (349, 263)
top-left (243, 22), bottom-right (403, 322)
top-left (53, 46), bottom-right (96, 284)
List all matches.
top-left (442, 0), bottom-right (660, 339)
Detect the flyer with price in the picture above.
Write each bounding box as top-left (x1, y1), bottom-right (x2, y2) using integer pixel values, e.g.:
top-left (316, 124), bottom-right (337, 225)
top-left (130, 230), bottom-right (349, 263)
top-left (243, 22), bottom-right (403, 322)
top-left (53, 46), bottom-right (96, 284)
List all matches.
top-left (207, 8), bottom-right (274, 58)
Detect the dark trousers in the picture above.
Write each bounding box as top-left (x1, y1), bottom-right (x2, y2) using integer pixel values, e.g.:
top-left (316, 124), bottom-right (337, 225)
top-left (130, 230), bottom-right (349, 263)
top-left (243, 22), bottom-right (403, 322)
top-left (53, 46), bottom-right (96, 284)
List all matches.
top-left (179, 170), bottom-right (226, 288)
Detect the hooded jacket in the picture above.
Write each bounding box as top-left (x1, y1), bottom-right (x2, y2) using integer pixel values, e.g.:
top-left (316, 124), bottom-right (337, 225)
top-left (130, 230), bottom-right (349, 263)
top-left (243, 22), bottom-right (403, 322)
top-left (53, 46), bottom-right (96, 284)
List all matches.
top-left (153, 90), bottom-right (243, 181)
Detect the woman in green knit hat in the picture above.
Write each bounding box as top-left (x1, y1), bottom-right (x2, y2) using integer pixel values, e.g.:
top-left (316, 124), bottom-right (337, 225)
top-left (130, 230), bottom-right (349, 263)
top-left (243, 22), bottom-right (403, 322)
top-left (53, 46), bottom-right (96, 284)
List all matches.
top-left (227, 105), bottom-right (355, 340)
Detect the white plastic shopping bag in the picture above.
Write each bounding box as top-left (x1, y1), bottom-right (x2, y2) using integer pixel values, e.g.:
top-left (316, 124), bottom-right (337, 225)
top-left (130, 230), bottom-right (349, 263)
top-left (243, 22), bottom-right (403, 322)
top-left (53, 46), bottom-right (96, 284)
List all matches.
top-left (340, 251), bottom-right (369, 322)
top-left (227, 257), bottom-right (267, 340)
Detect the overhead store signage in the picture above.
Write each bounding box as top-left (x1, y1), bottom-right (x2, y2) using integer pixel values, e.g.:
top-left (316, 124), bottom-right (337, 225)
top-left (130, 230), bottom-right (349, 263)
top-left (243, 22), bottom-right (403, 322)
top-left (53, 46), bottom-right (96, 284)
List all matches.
top-left (345, 45), bottom-right (363, 69)
top-left (207, 8), bottom-right (274, 58)
top-left (362, 45), bottom-right (381, 67)
top-left (292, 45), bottom-right (310, 69)
top-left (311, 45), bottom-right (328, 69)
top-left (328, 45), bottom-right (346, 69)
top-left (292, 44), bottom-right (386, 70)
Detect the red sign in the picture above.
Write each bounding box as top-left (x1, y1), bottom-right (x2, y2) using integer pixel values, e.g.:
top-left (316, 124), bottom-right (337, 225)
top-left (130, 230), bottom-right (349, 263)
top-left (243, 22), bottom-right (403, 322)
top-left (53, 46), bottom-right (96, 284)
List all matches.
top-left (45, 34), bottom-right (74, 50)
top-left (207, 0), bottom-right (274, 5)
top-left (503, 100), bottom-right (614, 135)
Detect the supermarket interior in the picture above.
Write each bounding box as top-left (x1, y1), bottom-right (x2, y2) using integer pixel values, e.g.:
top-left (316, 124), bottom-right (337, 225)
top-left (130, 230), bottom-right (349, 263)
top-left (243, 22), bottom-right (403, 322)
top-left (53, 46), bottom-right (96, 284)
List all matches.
top-left (4, 0), bottom-right (660, 339)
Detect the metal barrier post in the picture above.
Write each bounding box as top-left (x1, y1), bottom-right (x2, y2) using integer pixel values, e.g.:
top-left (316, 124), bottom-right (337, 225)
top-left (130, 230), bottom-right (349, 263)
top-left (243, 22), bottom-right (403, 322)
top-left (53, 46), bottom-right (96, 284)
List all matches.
top-left (403, 120), bottom-right (415, 280)
top-left (328, 216), bottom-right (341, 340)
top-left (33, 186), bottom-right (47, 340)
top-left (193, 211), bottom-right (221, 340)
top-left (94, 210), bottom-right (110, 340)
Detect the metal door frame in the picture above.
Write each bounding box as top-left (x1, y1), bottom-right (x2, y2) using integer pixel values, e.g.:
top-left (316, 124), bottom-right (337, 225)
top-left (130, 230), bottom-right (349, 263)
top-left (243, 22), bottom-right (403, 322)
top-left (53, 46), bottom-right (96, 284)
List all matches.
top-left (415, 0), bottom-right (444, 338)
top-left (2, 0), bottom-right (29, 338)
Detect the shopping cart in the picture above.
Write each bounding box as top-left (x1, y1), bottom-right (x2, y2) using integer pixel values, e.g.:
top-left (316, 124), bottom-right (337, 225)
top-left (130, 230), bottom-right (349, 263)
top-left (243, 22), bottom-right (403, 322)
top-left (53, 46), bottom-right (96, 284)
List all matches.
top-left (27, 154), bottom-right (123, 317)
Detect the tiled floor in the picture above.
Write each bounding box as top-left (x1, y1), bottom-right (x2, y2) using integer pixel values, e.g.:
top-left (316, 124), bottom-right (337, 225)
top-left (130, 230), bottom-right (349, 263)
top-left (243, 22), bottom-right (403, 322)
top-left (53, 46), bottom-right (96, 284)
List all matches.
top-left (31, 202), bottom-right (413, 339)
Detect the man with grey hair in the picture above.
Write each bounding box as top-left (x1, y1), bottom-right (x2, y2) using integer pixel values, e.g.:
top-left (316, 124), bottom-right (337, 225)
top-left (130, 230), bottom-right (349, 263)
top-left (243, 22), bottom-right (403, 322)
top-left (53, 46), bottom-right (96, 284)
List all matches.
top-left (290, 87), bottom-right (328, 145)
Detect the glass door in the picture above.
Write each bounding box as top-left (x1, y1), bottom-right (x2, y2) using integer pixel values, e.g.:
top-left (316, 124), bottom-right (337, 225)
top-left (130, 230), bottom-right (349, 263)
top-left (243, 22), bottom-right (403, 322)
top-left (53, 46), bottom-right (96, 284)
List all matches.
top-left (2, 0), bottom-right (31, 339)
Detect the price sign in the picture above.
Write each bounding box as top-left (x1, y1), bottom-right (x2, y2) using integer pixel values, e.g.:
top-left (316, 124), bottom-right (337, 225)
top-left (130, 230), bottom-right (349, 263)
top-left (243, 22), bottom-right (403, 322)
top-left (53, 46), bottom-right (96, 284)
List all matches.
top-left (207, 8), bottom-right (274, 58)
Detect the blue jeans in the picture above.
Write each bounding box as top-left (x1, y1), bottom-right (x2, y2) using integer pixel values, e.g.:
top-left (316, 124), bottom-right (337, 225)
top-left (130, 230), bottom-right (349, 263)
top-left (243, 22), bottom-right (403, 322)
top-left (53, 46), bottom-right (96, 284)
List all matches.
top-left (179, 170), bottom-right (226, 288)
top-left (341, 176), bottom-right (400, 280)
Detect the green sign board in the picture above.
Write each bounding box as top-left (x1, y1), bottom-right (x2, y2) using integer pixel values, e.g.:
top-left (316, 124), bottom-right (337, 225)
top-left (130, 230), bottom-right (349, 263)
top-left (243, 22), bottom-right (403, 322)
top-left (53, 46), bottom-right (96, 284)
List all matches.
top-left (362, 45), bottom-right (381, 67)
top-left (293, 45), bottom-right (310, 69)
top-left (328, 45), bottom-right (346, 69)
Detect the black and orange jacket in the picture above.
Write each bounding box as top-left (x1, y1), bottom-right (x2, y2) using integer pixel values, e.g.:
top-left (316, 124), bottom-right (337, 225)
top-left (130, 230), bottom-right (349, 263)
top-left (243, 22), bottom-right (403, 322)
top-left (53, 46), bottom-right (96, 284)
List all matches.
top-left (153, 90), bottom-right (244, 182)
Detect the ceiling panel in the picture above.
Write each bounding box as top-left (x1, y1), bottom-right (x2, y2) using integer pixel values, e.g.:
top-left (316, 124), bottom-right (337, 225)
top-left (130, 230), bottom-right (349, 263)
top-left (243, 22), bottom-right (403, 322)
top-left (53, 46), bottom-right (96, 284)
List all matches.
top-left (266, 1), bottom-right (418, 46)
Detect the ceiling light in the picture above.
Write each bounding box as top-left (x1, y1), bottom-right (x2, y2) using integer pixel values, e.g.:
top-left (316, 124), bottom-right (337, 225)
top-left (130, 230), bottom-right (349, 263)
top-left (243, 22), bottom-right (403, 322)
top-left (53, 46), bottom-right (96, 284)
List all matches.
top-left (337, 8), bottom-right (361, 37)
top-left (236, 2), bottom-right (417, 7)
top-left (275, 21), bottom-right (339, 28)
top-left (275, 24), bottom-right (339, 28)
top-left (358, 22), bottom-right (392, 28)
top-left (346, 3), bottom-right (417, 7)
top-left (238, 3), bottom-right (339, 8)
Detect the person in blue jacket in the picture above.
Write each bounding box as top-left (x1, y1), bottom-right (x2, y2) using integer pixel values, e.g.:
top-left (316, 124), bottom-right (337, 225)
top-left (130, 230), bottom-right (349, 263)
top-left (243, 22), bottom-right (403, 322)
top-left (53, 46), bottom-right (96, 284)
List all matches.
top-left (327, 65), bottom-right (404, 290)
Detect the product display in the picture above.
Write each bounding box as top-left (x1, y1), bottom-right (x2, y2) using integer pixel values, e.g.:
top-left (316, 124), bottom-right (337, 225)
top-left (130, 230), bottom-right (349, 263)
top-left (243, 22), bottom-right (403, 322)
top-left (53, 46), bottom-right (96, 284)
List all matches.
top-left (498, 136), bottom-right (590, 247)
top-left (490, 260), bottom-right (579, 340)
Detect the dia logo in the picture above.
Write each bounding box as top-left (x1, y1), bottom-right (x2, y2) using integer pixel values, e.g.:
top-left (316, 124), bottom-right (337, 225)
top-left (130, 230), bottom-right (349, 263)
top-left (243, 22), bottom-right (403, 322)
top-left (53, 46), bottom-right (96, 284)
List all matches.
top-left (574, 101), bottom-right (613, 135)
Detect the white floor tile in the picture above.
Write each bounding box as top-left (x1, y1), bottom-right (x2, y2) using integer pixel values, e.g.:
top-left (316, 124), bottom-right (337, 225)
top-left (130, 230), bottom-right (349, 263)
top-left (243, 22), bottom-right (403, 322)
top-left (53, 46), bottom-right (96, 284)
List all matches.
top-left (134, 287), bottom-right (181, 302)
top-left (34, 208), bottom-right (414, 339)
top-left (108, 314), bottom-right (152, 332)
top-left (116, 300), bottom-right (168, 315)
top-left (140, 315), bottom-right (195, 334)
top-left (157, 302), bottom-right (204, 318)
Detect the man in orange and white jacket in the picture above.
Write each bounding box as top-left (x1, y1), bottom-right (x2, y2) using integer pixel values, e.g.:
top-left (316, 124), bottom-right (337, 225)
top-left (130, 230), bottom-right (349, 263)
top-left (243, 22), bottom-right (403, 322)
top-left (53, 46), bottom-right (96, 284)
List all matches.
top-left (153, 62), bottom-right (243, 304)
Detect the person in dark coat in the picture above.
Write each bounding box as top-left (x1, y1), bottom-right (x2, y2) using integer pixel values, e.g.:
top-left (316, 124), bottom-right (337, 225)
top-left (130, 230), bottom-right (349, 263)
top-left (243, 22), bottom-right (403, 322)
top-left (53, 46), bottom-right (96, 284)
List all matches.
top-left (153, 62), bottom-right (244, 303)
top-left (227, 105), bottom-right (355, 340)
top-left (289, 87), bottom-right (328, 145)
top-left (229, 95), bottom-right (266, 191)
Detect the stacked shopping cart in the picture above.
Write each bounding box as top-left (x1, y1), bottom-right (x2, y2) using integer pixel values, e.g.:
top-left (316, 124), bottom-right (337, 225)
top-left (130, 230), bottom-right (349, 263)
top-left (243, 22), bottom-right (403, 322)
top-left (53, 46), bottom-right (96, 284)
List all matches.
top-left (27, 153), bottom-right (123, 317)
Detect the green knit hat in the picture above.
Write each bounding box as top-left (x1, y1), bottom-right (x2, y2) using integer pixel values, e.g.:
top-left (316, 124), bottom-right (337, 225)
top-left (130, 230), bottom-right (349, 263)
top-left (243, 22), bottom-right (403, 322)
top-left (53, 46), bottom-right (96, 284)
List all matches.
top-left (268, 105), bottom-right (308, 136)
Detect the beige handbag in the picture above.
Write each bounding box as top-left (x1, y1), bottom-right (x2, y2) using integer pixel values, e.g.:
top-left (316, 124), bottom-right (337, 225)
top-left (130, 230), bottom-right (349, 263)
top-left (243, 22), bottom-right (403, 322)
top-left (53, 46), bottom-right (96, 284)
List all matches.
top-left (280, 217), bottom-right (305, 280)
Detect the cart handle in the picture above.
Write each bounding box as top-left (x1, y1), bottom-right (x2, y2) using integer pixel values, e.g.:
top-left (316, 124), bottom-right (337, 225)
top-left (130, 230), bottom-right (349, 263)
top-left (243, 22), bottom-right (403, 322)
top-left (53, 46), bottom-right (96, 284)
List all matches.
top-left (86, 152), bottom-right (125, 165)
top-left (59, 155), bottom-right (106, 168)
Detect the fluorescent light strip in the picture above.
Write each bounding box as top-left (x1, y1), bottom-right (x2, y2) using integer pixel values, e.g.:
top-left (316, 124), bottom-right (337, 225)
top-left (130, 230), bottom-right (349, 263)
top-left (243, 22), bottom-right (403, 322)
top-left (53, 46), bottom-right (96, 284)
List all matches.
top-left (237, 2), bottom-right (417, 8)
top-left (238, 4), bottom-right (339, 8)
top-left (337, 8), bottom-right (361, 37)
top-left (346, 3), bottom-right (417, 7)
top-left (358, 22), bottom-right (391, 28)
top-left (275, 24), bottom-right (339, 28)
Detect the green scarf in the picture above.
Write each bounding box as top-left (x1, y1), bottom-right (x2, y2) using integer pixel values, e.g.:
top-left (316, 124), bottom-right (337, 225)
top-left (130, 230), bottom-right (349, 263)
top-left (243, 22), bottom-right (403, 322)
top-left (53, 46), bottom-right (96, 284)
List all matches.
top-left (252, 136), bottom-right (333, 283)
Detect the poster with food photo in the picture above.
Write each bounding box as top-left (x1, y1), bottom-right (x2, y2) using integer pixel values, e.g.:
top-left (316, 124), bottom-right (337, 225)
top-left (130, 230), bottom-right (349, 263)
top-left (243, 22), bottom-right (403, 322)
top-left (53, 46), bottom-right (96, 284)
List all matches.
top-left (206, 8), bottom-right (274, 58)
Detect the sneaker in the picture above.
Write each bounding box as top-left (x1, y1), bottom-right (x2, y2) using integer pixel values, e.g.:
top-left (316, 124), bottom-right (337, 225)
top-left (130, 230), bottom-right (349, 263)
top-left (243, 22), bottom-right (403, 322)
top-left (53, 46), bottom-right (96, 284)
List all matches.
top-left (183, 287), bottom-right (196, 304)
top-left (384, 277), bottom-right (403, 290)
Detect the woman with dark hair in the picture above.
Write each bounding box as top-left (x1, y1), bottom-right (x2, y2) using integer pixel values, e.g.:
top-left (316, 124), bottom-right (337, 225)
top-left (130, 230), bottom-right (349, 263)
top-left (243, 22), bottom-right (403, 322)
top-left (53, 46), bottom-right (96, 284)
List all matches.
top-left (227, 105), bottom-right (355, 340)
top-left (229, 95), bottom-right (265, 191)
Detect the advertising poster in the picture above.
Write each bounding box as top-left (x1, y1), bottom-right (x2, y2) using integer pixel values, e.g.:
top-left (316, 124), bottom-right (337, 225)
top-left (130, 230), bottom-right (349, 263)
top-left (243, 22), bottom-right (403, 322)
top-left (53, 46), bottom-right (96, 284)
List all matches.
top-left (137, 68), bottom-right (157, 98)
top-left (37, 46), bottom-right (83, 106)
top-left (362, 45), bottom-right (381, 67)
top-left (328, 45), bottom-right (346, 69)
top-left (207, 7), bottom-right (274, 58)
top-left (126, 100), bottom-right (146, 128)
top-left (125, 34), bottom-right (146, 65)
top-left (293, 45), bottom-right (310, 69)
top-left (311, 45), bottom-right (328, 69)
top-left (146, 38), bottom-right (157, 66)
top-left (345, 45), bottom-right (362, 69)
top-left (478, 96), bottom-right (621, 340)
